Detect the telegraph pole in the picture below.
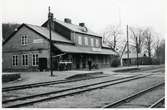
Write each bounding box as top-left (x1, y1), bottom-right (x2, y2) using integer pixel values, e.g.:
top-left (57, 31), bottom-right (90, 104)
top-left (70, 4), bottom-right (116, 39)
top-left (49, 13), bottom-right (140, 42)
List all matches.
top-left (136, 37), bottom-right (139, 67)
top-left (127, 25), bottom-right (130, 66)
top-left (48, 6), bottom-right (54, 76)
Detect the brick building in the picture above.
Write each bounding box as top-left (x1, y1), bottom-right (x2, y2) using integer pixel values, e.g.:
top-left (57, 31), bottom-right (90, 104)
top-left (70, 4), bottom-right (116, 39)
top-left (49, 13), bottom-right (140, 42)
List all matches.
top-left (2, 18), bottom-right (118, 71)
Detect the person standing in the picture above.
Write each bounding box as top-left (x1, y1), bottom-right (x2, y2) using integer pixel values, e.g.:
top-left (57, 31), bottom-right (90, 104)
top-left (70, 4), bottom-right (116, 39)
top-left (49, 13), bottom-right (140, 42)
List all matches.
top-left (88, 58), bottom-right (92, 71)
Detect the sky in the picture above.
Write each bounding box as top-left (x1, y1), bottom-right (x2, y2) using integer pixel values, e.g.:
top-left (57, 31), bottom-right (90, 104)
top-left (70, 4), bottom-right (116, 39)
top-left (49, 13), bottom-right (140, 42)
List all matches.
top-left (1, 0), bottom-right (167, 38)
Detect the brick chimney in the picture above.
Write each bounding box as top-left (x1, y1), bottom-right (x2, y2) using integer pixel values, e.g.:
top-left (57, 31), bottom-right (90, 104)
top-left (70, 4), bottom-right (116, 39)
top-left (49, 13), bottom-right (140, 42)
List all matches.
top-left (79, 23), bottom-right (85, 27)
top-left (64, 18), bottom-right (72, 24)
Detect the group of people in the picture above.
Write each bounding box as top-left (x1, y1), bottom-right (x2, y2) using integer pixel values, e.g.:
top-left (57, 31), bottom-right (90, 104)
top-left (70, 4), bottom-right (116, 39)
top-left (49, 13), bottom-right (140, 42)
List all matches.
top-left (58, 59), bottom-right (94, 71)
top-left (58, 61), bottom-right (72, 71)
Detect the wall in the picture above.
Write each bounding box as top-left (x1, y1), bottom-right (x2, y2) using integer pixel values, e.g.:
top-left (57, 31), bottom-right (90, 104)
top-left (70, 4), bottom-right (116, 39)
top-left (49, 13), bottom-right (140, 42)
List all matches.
top-left (2, 50), bottom-right (49, 71)
top-left (3, 25), bottom-right (50, 52)
top-left (3, 25), bottom-right (50, 71)
top-left (71, 32), bottom-right (102, 48)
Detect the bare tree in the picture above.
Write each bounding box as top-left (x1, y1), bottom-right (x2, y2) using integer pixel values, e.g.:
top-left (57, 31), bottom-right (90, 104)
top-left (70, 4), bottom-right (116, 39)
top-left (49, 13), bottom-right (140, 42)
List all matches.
top-left (129, 28), bottom-right (145, 54)
top-left (154, 37), bottom-right (160, 60)
top-left (154, 38), bottom-right (165, 64)
top-left (129, 27), bottom-right (145, 66)
top-left (102, 25), bottom-right (123, 51)
top-left (2, 23), bottom-right (20, 41)
top-left (143, 28), bottom-right (155, 59)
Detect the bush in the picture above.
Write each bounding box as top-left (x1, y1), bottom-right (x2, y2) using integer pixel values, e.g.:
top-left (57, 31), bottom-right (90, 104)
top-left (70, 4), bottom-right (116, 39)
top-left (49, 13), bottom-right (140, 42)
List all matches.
top-left (111, 58), bottom-right (120, 67)
top-left (2, 73), bottom-right (21, 82)
top-left (152, 59), bottom-right (160, 65)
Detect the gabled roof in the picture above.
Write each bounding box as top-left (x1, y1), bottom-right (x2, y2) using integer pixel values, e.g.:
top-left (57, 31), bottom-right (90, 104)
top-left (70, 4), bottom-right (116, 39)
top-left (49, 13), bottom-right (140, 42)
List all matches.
top-left (42, 19), bottom-right (101, 37)
top-left (25, 24), bottom-right (72, 43)
top-left (54, 43), bottom-right (118, 56)
top-left (3, 23), bottom-right (73, 45)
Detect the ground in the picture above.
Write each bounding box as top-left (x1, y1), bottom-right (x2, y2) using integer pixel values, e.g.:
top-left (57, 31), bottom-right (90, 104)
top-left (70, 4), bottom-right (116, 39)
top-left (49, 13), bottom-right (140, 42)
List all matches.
top-left (3, 65), bottom-right (163, 87)
top-left (2, 65), bottom-right (165, 108)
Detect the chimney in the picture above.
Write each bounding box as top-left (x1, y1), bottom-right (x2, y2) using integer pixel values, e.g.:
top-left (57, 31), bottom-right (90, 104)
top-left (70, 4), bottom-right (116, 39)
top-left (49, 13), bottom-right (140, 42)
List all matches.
top-left (64, 18), bottom-right (72, 24)
top-left (79, 23), bottom-right (85, 27)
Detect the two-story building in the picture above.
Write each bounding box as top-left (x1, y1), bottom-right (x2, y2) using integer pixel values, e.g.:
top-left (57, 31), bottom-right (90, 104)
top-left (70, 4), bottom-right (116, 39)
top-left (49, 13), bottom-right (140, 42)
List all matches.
top-left (2, 18), bottom-right (118, 71)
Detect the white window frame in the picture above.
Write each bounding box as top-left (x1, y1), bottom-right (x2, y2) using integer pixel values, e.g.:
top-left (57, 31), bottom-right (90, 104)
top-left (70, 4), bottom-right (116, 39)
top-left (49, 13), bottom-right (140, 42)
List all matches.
top-left (91, 38), bottom-right (94, 47)
top-left (22, 54), bottom-right (28, 66)
top-left (78, 36), bottom-right (82, 45)
top-left (96, 39), bottom-right (99, 47)
top-left (21, 35), bottom-right (28, 45)
top-left (32, 54), bottom-right (38, 66)
top-left (84, 37), bottom-right (88, 45)
top-left (12, 55), bottom-right (18, 66)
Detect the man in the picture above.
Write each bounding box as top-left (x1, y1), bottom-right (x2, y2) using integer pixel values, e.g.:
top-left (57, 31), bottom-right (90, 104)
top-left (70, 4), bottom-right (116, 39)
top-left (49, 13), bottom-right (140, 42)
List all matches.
top-left (88, 58), bottom-right (92, 71)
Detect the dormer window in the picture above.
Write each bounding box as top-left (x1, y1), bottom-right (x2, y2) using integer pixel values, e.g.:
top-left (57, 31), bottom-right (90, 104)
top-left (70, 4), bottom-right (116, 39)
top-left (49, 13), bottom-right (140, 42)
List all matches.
top-left (21, 35), bottom-right (28, 45)
top-left (80, 27), bottom-right (88, 32)
top-left (79, 23), bottom-right (88, 32)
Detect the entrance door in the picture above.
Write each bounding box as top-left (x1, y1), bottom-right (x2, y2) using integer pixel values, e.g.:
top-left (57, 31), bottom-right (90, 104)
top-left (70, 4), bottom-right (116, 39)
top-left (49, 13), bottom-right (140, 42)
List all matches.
top-left (38, 58), bottom-right (47, 71)
top-left (75, 55), bottom-right (80, 69)
top-left (82, 56), bottom-right (86, 69)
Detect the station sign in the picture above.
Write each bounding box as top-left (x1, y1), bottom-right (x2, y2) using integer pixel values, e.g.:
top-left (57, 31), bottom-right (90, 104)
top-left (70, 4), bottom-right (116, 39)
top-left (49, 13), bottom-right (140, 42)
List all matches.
top-left (92, 47), bottom-right (101, 52)
top-left (33, 39), bottom-right (43, 43)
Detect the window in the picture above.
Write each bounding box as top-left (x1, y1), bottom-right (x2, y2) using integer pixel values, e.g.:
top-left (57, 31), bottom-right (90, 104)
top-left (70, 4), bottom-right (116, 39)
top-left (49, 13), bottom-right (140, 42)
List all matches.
top-left (12, 55), bottom-right (18, 66)
top-left (78, 36), bottom-right (82, 45)
top-left (96, 39), bottom-right (99, 47)
top-left (32, 54), bottom-right (38, 66)
top-left (21, 35), bottom-right (28, 45)
top-left (22, 54), bottom-right (28, 66)
top-left (84, 37), bottom-right (88, 45)
top-left (91, 38), bottom-right (94, 47)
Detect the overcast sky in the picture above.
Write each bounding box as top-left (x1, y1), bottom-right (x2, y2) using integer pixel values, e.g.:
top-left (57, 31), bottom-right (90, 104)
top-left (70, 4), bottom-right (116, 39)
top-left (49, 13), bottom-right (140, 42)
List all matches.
top-left (2, 0), bottom-right (166, 38)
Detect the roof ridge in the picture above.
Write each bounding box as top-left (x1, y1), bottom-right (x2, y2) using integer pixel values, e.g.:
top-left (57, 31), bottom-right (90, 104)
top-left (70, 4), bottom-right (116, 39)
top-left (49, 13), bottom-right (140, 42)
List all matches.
top-left (25, 23), bottom-right (48, 29)
top-left (53, 18), bottom-right (101, 37)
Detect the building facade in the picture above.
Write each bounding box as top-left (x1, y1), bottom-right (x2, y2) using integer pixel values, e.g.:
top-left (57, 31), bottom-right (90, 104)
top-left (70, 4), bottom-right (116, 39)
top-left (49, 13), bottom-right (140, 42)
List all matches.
top-left (3, 18), bottom-right (118, 71)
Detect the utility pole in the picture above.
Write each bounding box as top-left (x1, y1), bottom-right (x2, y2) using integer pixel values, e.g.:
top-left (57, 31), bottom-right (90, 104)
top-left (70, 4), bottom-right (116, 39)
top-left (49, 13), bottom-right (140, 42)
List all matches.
top-left (127, 25), bottom-right (130, 66)
top-left (48, 6), bottom-right (54, 76)
top-left (136, 37), bottom-right (139, 67)
top-left (113, 32), bottom-right (116, 50)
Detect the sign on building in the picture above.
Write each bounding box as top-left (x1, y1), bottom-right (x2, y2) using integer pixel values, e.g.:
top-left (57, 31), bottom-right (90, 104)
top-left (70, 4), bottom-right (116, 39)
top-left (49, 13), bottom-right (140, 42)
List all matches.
top-left (33, 39), bottom-right (43, 43)
top-left (92, 47), bottom-right (101, 52)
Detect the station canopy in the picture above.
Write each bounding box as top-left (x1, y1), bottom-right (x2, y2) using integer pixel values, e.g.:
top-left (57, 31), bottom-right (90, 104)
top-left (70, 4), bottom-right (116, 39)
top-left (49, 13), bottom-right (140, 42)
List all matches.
top-left (54, 43), bottom-right (118, 56)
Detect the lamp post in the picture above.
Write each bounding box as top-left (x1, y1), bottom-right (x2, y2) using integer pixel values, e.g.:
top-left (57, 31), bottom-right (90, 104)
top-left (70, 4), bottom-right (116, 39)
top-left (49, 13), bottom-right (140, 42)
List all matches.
top-left (136, 36), bottom-right (139, 67)
top-left (48, 7), bottom-right (54, 76)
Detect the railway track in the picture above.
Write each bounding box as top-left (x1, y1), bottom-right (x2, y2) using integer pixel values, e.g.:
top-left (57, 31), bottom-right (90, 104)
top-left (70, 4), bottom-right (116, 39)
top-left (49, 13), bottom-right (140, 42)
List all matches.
top-left (3, 66), bottom-right (163, 92)
top-left (3, 74), bottom-right (152, 108)
top-left (129, 66), bottom-right (164, 73)
top-left (103, 82), bottom-right (164, 108)
top-left (2, 74), bottom-right (107, 92)
top-left (149, 97), bottom-right (165, 108)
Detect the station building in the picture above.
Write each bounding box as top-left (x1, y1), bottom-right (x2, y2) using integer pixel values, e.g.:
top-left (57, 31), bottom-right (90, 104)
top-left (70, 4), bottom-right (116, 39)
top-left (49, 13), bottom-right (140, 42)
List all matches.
top-left (2, 18), bottom-right (118, 71)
